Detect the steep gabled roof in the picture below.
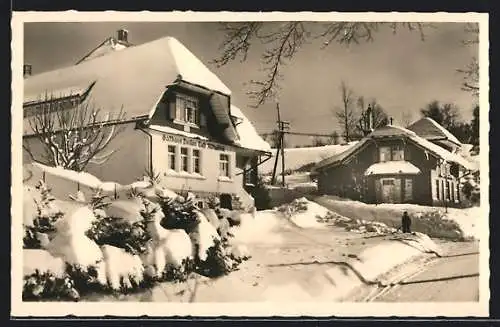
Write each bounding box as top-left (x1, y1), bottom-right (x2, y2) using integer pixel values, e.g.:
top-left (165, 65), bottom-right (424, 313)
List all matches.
top-left (23, 36), bottom-right (233, 135)
top-left (406, 117), bottom-right (462, 146)
top-left (313, 125), bottom-right (476, 172)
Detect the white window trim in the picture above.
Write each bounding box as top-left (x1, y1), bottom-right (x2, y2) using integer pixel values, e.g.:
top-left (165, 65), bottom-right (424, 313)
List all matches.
top-left (164, 143), bottom-right (206, 180)
top-left (167, 144), bottom-right (177, 173)
top-left (219, 153), bottom-right (232, 180)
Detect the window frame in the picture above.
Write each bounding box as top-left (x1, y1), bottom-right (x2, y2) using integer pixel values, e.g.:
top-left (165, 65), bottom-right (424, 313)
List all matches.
top-left (167, 145), bottom-right (177, 171)
top-left (180, 146), bottom-right (189, 173)
top-left (192, 148), bottom-right (201, 174)
top-left (219, 153), bottom-right (230, 178)
top-left (175, 93), bottom-right (200, 127)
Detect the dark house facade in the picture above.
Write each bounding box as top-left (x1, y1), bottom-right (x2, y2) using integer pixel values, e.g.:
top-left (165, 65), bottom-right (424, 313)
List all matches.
top-left (312, 122), bottom-right (476, 207)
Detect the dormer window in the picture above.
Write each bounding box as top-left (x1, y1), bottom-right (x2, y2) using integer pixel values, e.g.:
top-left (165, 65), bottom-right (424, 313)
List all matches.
top-left (175, 93), bottom-right (200, 126)
top-left (379, 145), bottom-right (405, 162)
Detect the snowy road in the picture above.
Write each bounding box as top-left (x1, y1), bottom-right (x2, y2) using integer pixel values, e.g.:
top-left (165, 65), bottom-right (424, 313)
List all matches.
top-left (367, 241), bottom-right (479, 302)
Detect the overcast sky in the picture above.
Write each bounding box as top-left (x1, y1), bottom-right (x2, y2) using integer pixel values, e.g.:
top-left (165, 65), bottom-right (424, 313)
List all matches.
top-left (24, 22), bottom-right (478, 146)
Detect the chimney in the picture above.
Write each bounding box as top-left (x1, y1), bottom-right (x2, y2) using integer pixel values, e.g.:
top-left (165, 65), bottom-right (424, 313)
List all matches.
top-left (23, 64), bottom-right (32, 78)
top-left (390, 117), bottom-right (394, 125)
top-left (366, 104), bottom-right (374, 131)
top-left (117, 29), bottom-right (129, 43)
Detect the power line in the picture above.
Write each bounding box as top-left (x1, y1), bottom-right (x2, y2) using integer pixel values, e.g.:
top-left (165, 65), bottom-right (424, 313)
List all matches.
top-left (260, 130), bottom-right (334, 138)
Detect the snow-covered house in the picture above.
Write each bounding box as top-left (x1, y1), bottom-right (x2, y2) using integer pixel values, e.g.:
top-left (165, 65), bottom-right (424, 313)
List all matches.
top-left (22, 30), bottom-right (271, 209)
top-left (406, 117), bottom-right (463, 153)
top-left (312, 118), bottom-right (477, 207)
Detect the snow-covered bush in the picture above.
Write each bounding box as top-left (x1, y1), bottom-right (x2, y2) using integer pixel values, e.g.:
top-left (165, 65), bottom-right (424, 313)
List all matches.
top-left (139, 198), bottom-right (195, 282)
top-left (462, 181), bottom-right (480, 207)
top-left (412, 210), bottom-right (466, 241)
top-left (86, 216), bottom-right (151, 255)
top-left (23, 181), bottom-right (64, 249)
top-left (101, 245), bottom-right (145, 291)
top-left (23, 270), bottom-right (80, 301)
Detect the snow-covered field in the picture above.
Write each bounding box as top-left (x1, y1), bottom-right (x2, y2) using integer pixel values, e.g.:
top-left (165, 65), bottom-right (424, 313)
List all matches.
top-left (260, 143), bottom-right (356, 175)
top-left (313, 195), bottom-right (481, 240)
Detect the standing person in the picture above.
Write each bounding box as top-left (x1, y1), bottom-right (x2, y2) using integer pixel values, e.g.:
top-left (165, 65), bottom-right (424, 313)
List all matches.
top-left (401, 211), bottom-right (411, 233)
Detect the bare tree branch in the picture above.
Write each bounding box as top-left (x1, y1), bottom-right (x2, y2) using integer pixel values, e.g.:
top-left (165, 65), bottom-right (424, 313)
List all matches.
top-left (214, 22), bottom-right (434, 107)
top-left (24, 94), bottom-right (126, 172)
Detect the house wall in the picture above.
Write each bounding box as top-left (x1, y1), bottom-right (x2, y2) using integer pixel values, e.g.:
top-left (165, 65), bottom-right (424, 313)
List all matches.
top-left (317, 138), bottom-right (464, 206)
top-left (22, 122), bottom-right (149, 185)
top-left (149, 129), bottom-right (241, 196)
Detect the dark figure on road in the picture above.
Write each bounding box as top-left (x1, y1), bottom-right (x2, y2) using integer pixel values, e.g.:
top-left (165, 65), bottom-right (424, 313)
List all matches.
top-left (402, 211), bottom-right (411, 233)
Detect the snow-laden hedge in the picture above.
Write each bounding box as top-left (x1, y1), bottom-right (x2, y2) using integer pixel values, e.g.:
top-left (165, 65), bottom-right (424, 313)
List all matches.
top-left (23, 179), bottom-right (251, 301)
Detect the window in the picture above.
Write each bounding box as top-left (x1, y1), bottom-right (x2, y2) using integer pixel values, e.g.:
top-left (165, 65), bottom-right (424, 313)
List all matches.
top-left (176, 93), bottom-right (199, 125)
top-left (441, 180), bottom-right (445, 201)
top-left (180, 147), bottom-right (189, 172)
top-left (168, 145), bottom-right (176, 171)
top-left (451, 182), bottom-right (455, 202)
top-left (244, 160), bottom-right (254, 185)
top-left (391, 145), bottom-right (404, 161)
top-left (379, 145), bottom-right (404, 162)
top-left (219, 153), bottom-right (230, 177)
top-left (436, 179), bottom-right (440, 200)
top-left (382, 179), bottom-right (395, 186)
top-left (379, 146), bottom-right (391, 162)
top-left (192, 149), bottom-right (201, 174)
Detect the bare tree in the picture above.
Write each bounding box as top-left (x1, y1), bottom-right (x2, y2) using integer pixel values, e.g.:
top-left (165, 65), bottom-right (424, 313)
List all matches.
top-left (213, 22), bottom-right (433, 107)
top-left (23, 94), bottom-right (126, 172)
top-left (334, 81), bottom-right (357, 142)
top-left (458, 23), bottom-right (479, 97)
top-left (400, 110), bottom-right (414, 127)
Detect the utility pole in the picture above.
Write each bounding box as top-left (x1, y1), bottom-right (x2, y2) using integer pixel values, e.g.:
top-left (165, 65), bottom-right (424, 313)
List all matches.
top-left (271, 103), bottom-right (290, 186)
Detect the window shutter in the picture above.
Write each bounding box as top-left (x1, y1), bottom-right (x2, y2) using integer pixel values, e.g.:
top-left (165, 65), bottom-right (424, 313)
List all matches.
top-left (169, 99), bottom-right (176, 120)
top-left (200, 112), bottom-right (207, 127)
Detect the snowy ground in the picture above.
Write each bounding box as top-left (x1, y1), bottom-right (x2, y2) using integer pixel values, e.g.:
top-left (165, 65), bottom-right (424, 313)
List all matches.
top-left (77, 201), bottom-right (440, 302)
top-left (313, 195), bottom-right (480, 240)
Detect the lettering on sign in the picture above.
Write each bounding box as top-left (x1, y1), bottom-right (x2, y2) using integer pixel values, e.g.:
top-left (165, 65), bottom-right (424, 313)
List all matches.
top-left (161, 132), bottom-right (225, 150)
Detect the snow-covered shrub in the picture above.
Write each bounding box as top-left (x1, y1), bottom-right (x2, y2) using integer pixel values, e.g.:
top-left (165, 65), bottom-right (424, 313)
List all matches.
top-left (139, 199), bottom-right (194, 281)
top-left (23, 181), bottom-right (64, 249)
top-left (462, 181), bottom-right (480, 207)
top-left (412, 211), bottom-right (465, 241)
top-left (86, 215), bottom-right (151, 256)
top-left (45, 206), bottom-right (107, 286)
top-left (23, 270), bottom-right (80, 301)
top-left (100, 245), bottom-right (144, 292)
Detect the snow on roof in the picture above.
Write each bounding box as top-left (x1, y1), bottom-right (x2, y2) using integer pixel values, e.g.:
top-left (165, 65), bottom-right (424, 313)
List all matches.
top-left (166, 37), bottom-right (231, 96)
top-left (230, 105), bottom-right (271, 153)
top-left (148, 124), bottom-right (208, 140)
top-left (314, 124), bottom-right (476, 171)
top-left (407, 117), bottom-right (461, 146)
top-left (77, 37), bottom-right (131, 65)
top-left (23, 36), bottom-right (231, 131)
top-left (364, 161), bottom-right (421, 176)
top-left (24, 82), bottom-right (94, 105)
